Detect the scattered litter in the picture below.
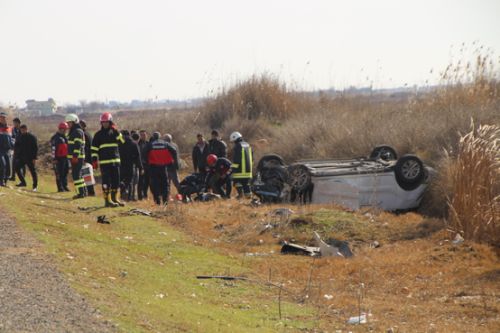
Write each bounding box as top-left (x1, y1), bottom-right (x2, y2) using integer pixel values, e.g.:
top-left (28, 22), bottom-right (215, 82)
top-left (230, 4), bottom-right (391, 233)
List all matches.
top-left (155, 293), bottom-right (166, 299)
top-left (57, 221), bottom-right (66, 225)
top-left (314, 232), bottom-right (353, 258)
top-left (66, 253), bottom-right (75, 260)
top-left (324, 294), bottom-right (334, 300)
top-left (158, 231), bottom-right (167, 236)
top-left (347, 313), bottom-right (367, 324)
top-left (281, 241), bottom-right (320, 257)
top-left (123, 236), bottom-right (134, 240)
top-left (83, 224), bottom-right (89, 229)
top-left (214, 224), bottom-right (225, 231)
top-left (108, 276), bottom-right (116, 280)
top-left (120, 271), bottom-right (128, 278)
top-left (452, 233), bottom-right (464, 245)
top-left (371, 240), bottom-right (381, 248)
top-left (97, 215), bottom-right (110, 224)
top-left (129, 208), bottom-right (152, 217)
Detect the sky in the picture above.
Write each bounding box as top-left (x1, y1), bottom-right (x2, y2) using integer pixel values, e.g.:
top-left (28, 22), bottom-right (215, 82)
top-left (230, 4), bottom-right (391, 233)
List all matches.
top-left (0, 0), bottom-right (499, 106)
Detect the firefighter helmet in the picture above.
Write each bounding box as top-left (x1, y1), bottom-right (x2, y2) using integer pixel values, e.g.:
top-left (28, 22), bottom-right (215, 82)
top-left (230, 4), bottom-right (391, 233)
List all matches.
top-left (207, 154), bottom-right (218, 166)
top-left (229, 131), bottom-right (242, 142)
top-left (65, 113), bottom-right (79, 123)
top-left (58, 122), bottom-right (69, 130)
top-left (100, 112), bottom-right (112, 122)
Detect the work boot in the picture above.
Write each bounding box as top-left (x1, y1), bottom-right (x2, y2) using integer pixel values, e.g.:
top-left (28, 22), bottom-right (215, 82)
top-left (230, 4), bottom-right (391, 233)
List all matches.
top-left (110, 189), bottom-right (125, 207)
top-left (16, 182), bottom-right (27, 187)
top-left (104, 189), bottom-right (118, 208)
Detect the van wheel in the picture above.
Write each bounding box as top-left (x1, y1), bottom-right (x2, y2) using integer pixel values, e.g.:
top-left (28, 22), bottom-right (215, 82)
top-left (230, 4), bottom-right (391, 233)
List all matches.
top-left (370, 145), bottom-right (398, 161)
top-left (394, 155), bottom-right (425, 191)
top-left (287, 164), bottom-right (311, 191)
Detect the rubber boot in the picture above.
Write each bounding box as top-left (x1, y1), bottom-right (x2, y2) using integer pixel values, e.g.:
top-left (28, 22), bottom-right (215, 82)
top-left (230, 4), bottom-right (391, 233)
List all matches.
top-left (111, 189), bottom-right (125, 207)
top-left (104, 189), bottom-right (118, 208)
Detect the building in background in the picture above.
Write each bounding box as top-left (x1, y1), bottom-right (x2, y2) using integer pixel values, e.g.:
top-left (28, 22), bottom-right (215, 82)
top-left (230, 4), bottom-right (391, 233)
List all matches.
top-left (25, 98), bottom-right (57, 116)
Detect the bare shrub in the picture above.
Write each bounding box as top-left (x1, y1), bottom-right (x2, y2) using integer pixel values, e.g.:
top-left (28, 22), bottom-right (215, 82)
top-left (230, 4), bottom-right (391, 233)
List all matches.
top-left (446, 123), bottom-right (499, 245)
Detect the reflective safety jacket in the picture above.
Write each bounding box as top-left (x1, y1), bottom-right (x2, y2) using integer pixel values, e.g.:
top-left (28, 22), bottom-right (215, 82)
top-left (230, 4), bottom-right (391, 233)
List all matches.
top-left (67, 124), bottom-right (85, 160)
top-left (50, 132), bottom-right (68, 159)
top-left (144, 139), bottom-right (178, 167)
top-left (91, 126), bottom-right (125, 166)
top-left (231, 139), bottom-right (253, 179)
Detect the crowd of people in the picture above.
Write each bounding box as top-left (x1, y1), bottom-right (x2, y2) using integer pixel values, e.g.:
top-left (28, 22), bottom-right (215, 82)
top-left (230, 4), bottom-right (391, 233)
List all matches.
top-left (0, 111), bottom-right (254, 207)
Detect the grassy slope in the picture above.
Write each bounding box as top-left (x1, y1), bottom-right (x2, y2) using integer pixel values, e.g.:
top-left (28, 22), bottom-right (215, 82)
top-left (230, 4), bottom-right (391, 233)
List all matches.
top-left (0, 175), bottom-right (314, 333)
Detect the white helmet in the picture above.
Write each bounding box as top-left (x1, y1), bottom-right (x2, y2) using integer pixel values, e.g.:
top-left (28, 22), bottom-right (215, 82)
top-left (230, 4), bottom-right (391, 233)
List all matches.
top-left (65, 113), bottom-right (79, 123)
top-left (230, 131), bottom-right (242, 142)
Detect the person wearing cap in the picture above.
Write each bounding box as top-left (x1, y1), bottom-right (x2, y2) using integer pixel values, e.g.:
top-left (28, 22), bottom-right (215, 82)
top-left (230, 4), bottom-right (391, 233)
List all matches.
top-left (229, 131), bottom-right (253, 199)
top-left (206, 154), bottom-right (232, 198)
top-left (192, 133), bottom-right (209, 174)
top-left (50, 122), bottom-right (70, 192)
top-left (164, 133), bottom-right (180, 195)
top-left (79, 120), bottom-right (96, 196)
top-left (0, 111), bottom-right (13, 186)
top-left (143, 131), bottom-right (178, 205)
top-left (91, 112), bottom-right (125, 207)
top-left (208, 130), bottom-right (227, 158)
top-left (66, 114), bottom-right (87, 199)
top-left (9, 117), bottom-right (23, 182)
top-left (14, 124), bottom-right (38, 191)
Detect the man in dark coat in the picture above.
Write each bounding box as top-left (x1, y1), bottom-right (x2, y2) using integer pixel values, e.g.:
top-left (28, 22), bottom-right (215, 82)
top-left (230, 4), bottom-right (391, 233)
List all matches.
top-left (15, 125), bottom-right (38, 191)
top-left (208, 130), bottom-right (227, 158)
top-left (137, 130), bottom-right (149, 200)
top-left (119, 130), bottom-right (143, 201)
top-left (192, 133), bottom-right (209, 174)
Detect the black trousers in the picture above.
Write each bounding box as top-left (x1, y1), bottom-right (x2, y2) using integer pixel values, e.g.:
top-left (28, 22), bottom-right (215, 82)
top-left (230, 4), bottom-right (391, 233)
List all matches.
top-left (149, 165), bottom-right (169, 204)
top-left (17, 159), bottom-right (38, 188)
top-left (138, 165), bottom-right (149, 199)
top-left (54, 158), bottom-right (69, 190)
top-left (0, 152), bottom-right (9, 183)
top-left (71, 159), bottom-right (86, 195)
top-left (233, 178), bottom-right (251, 196)
top-left (120, 165), bottom-right (133, 200)
top-left (101, 164), bottom-right (120, 191)
top-left (167, 167), bottom-right (180, 194)
top-left (207, 174), bottom-right (232, 198)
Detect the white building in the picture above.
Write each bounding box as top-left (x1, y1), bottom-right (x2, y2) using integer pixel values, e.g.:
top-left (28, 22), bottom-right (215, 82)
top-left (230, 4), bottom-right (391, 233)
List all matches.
top-left (25, 98), bottom-right (57, 116)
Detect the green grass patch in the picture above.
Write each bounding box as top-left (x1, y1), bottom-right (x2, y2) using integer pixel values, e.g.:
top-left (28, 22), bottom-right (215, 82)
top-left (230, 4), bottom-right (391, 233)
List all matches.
top-left (0, 175), bottom-right (315, 332)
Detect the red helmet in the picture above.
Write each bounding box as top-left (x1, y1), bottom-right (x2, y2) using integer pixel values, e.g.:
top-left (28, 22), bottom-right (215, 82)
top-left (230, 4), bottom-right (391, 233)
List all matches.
top-left (58, 122), bottom-right (69, 130)
top-left (207, 154), bottom-right (218, 166)
top-left (100, 112), bottom-right (112, 122)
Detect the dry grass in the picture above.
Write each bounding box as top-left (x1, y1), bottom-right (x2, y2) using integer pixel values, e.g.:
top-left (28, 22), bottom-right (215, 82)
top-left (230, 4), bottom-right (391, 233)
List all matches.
top-left (445, 123), bottom-right (500, 246)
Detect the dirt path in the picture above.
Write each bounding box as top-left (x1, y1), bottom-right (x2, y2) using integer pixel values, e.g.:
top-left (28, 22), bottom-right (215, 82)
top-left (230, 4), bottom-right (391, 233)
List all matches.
top-left (0, 211), bottom-right (115, 333)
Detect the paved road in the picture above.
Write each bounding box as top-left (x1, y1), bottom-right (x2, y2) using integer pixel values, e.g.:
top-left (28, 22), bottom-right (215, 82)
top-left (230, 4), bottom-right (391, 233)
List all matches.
top-left (0, 211), bottom-right (115, 333)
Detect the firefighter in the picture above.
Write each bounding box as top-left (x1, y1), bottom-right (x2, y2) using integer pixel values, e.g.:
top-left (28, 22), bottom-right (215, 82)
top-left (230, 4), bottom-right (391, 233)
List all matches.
top-left (91, 112), bottom-right (125, 207)
top-left (206, 154), bottom-right (232, 198)
top-left (0, 112), bottom-right (13, 187)
top-left (50, 122), bottom-right (70, 192)
top-left (118, 130), bottom-right (142, 201)
top-left (79, 120), bottom-right (96, 196)
top-left (143, 132), bottom-right (178, 205)
top-left (230, 131), bottom-right (253, 198)
top-left (66, 114), bottom-right (86, 199)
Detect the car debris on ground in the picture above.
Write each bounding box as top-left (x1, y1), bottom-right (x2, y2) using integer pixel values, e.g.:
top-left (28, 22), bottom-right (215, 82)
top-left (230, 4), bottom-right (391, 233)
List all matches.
top-left (280, 232), bottom-right (353, 258)
top-left (97, 215), bottom-right (110, 224)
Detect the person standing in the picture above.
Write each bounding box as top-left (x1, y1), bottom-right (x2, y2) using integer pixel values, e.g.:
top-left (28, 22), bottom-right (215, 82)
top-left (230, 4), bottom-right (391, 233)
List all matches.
top-left (206, 154), bottom-right (232, 198)
top-left (143, 132), bottom-right (177, 205)
top-left (130, 132), bottom-right (142, 201)
top-left (14, 125), bottom-right (38, 191)
top-left (50, 122), bottom-right (70, 192)
top-left (91, 112), bottom-right (125, 207)
top-left (208, 130), bottom-right (227, 158)
top-left (0, 112), bottom-right (13, 187)
top-left (137, 130), bottom-right (149, 200)
top-left (66, 114), bottom-right (86, 199)
top-left (230, 131), bottom-right (253, 199)
top-left (118, 130), bottom-right (142, 201)
top-left (79, 120), bottom-right (96, 196)
top-left (192, 133), bottom-right (209, 174)
top-left (164, 133), bottom-right (180, 195)
top-left (9, 117), bottom-right (22, 182)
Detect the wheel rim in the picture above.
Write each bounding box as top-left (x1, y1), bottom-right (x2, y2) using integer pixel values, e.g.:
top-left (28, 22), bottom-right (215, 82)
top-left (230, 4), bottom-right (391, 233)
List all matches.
top-left (289, 167), bottom-right (309, 189)
top-left (401, 160), bottom-right (421, 180)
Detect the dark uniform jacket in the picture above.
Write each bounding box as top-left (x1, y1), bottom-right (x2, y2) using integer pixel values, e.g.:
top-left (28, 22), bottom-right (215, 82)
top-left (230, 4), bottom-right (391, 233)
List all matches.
top-left (192, 141), bottom-right (209, 172)
top-left (91, 125), bottom-right (125, 166)
top-left (50, 132), bottom-right (68, 159)
top-left (208, 138), bottom-right (227, 158)
top-left (119, 135), bottom-right (143, 170)
top-left (0, 125), bottom-right (13, 154)
top-left (15, 132), bottom-right (38, 162)
top-left (83, 130), bottom-right (93, 164)
top-left (67, 124), bottom-right (85, 160)
top-left (231, 139), bottom-right (253, 179)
